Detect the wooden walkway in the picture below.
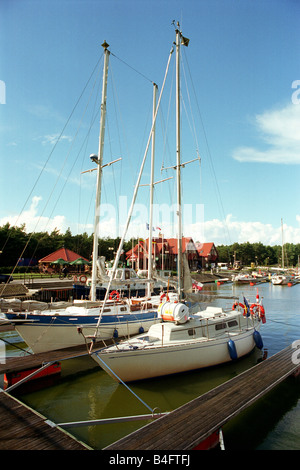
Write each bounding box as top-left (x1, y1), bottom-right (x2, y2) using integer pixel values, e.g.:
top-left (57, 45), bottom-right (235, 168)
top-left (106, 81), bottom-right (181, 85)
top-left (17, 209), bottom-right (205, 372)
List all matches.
top-left (105, 344), bottom-right (299, 450)
top-left (0, 391), bottom-right (90, 450)
top-left (0, 340), bottom-right (107, 377)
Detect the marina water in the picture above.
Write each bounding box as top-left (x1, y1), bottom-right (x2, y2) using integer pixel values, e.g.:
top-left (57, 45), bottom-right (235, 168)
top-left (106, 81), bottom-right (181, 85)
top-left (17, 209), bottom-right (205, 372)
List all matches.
top-left (1, 281), bottom-right (299, 450)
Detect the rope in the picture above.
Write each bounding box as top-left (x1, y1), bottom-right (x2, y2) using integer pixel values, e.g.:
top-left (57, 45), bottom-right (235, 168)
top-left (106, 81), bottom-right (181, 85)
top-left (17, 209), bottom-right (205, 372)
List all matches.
top-left (110, 52), bottom-right (154, 84)
top-left (93, 351), bottom-right (154, 414)
top-left (0, 336), bottom-right (33, 356)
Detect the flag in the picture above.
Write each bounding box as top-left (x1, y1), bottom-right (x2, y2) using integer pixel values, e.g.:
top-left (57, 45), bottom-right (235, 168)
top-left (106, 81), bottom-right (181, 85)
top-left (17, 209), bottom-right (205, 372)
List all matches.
top-left (146, 223), bottom-right (149, 230)
top-left (156, 226), bottom-right (161, 231)
top-left (243, 296), bottom-right (251, 317)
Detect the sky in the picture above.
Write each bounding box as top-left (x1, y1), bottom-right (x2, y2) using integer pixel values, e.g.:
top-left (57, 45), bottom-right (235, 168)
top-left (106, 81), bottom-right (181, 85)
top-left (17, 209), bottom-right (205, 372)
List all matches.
top-left (1, 0), bottom-right (300, 248)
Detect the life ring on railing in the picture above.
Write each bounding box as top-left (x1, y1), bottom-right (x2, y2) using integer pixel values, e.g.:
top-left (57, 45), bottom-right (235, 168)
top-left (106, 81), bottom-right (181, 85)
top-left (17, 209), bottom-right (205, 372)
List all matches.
top-left (250, 304), bottom-right (266, 323)
top-left (79, 275), bottom-right (87, 284)
top-left (232, 302), bottom-right (247, 316)
top-left (109, 290), bottom-right (120, 301)
top-left (160, 292), bottom-right (170, 302)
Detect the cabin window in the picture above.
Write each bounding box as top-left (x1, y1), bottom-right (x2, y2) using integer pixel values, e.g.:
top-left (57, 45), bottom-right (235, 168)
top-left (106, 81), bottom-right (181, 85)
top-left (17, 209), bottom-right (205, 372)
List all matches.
top-left (103, 308), bottom-right (111, 313)
top-left (228, 320), bottom-right (238, 328)
top-left (125, 270), bottom-right (130, 280)
top-left (141, 336), bottom-right (159, 342)
top-left (215, 322), bottom-right (227, 331)
top-left (188, 328), bottom-right (195, 336)
top-left (120, 307), bottom-right (127, 312)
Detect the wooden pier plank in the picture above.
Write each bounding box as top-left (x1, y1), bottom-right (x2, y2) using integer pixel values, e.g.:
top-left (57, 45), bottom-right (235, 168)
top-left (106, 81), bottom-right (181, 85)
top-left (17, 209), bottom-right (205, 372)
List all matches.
top-left (0, 341), bottom-right (105, 375)
top-left (105, 345), bottom-right (298, 450)
top-left (0, 391), bottom-right (90, 450)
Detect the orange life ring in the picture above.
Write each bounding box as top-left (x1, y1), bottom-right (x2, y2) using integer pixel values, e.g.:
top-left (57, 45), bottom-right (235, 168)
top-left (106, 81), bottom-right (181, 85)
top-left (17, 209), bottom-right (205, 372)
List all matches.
top-left (160, 292), bottom-right (170, 302)
top-left (232, 302), bottom-right (247, 316)
top-left (109, 290), bottom-right (120, 301)
top-left (79, 275), bottom-right (87, 284)
top-left (250, 303), bottom-right (266, 323)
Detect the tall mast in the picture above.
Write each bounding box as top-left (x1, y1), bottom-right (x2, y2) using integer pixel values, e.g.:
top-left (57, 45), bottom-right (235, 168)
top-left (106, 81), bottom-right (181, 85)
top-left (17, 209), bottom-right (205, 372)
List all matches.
top-left (90, 41), bottom-right (110, 302)
top-left (148, 83), bottom-right (158, 297)
top-left (175, 26), bottom-right (183, 299)
top-left (281, 217), bottom-right (284, 269)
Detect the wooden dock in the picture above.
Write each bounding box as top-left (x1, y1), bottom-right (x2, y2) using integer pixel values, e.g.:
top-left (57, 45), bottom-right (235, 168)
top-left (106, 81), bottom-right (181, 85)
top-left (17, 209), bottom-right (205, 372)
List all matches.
top-left (0, 343), bottom-right (94, 377)
top-left (0, 390), bottom-right (90, 450)
top-left (104, 344), bottom-right (300, 450)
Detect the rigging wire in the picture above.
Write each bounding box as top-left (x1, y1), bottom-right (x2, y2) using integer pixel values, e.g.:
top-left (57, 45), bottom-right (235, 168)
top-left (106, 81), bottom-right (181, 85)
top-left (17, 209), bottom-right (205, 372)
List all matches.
top-left (0, 55), bottom-right (105, 292)
top-left (20, 61), bottom-right (104, 273)
top-left (110, 52), bottom-right (154, 85)
top-left (182, 48), bottom-right (232, 248)
top-left (0, 53), bottom-right (104, 256)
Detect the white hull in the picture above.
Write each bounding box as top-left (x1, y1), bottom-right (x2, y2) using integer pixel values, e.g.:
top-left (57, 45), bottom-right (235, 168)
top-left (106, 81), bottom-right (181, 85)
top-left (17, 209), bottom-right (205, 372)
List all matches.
top-left (13, 315), bottom-right (158, 354)
top-left (92, 306), bottom-right (263, 382)
top-left (271, 275), bottom-right (292, 285)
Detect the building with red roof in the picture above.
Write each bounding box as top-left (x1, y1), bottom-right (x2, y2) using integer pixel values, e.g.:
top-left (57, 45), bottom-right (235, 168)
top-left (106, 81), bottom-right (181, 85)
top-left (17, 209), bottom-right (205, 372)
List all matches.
top-left (126, 237), bottom-right (200, 271)
top-left (39, 247), bottom-right (89, 271)
top-left (195, 242), bottom-right (218, 268)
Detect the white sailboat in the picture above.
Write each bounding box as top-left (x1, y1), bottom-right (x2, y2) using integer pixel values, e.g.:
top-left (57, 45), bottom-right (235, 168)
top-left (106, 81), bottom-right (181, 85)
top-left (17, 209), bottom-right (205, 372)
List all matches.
top-left (91, 25), bottom-right (266, 382)
top-left (271, 219), bottom-right (293, 286)
top-left (3, 41), bottom-right (162, 353)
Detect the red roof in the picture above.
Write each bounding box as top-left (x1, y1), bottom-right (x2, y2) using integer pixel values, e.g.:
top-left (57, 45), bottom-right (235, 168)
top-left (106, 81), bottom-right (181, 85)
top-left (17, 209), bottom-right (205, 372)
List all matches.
top-left (196, 242), bottom-right (217, 258)
top-left (126, 237), bottom-right (198, 259)
top-left (39, 248), bottom-right (89, 264)
top-left (167, 237), bottom-right (197, 255)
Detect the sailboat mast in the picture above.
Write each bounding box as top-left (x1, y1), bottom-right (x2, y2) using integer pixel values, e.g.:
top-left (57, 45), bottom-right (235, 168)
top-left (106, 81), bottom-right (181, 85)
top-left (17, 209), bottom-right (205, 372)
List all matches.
top-left (175, 27), bottom-right (183, 299)
top-left (90, 41), bottom-right (110, 302)
top-left (148, 83), bottom-right (158, 297)
top-left (281, 217), bottom-right (284, 269)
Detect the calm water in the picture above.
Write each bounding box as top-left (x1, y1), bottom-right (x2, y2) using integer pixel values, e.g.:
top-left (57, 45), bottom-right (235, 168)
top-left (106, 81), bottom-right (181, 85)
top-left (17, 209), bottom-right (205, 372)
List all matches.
top-left (1, 281), bottom-right (299, 450)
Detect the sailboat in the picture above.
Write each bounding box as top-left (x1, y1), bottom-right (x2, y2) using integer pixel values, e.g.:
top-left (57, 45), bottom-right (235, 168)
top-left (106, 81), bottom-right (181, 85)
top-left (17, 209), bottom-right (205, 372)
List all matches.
top-left (91, 25), bottom-right (266, 382)
top-left (271, 219), bottom-right (294, 286)
top-left (3, 41), bottom-right (163, 354)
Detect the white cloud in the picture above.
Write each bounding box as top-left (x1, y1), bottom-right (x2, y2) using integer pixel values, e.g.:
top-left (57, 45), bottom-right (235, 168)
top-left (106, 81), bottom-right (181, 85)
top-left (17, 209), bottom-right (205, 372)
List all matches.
top-left (1, 196), bottom-right (299, 247)
top-left (233, 103), bottom-right (300, 164)
top-left (198, 214), bottom-right (300, 245)
top-left (40, 134), bottom-right (73, 146)
top-left (0, 196), bottom-right (67, 234)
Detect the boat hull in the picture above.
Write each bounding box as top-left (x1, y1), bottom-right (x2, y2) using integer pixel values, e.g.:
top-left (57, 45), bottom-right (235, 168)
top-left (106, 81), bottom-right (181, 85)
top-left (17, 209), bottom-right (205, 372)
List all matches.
top-left (93, 326), bottom-right (260, 382)
top-left (5, 311), bottom-right (158, 354)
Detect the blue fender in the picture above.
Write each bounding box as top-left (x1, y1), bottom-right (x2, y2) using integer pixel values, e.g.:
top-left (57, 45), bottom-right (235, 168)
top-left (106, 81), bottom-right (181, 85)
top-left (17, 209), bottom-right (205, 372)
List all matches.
top-left (253, 330), bottom-right (263, 349)
top-left (228, 339), bottom-right (238, 360)
top-left (113, 329), bottom-right (118, 338)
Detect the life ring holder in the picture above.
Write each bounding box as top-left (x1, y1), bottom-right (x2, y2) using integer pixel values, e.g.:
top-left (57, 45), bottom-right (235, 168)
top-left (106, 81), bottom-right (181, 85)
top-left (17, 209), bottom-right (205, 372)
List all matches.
top-left (109, 290), bottom-right (120, 301)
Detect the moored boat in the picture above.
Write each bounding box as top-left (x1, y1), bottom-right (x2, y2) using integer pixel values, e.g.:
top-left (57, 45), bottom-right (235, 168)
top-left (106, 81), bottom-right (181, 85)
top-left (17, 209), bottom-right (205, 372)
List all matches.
top-left (92, 298), bottom-right (265, 382)
top-left (91, 24), bottom-right (267, 382)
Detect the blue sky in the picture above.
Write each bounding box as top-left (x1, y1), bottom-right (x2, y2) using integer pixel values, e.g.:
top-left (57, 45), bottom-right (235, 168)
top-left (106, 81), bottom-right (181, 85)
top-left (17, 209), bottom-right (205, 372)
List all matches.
top-left (1, 0), bottom-right (300, 246)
